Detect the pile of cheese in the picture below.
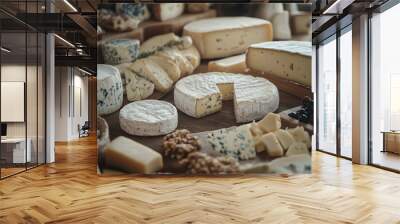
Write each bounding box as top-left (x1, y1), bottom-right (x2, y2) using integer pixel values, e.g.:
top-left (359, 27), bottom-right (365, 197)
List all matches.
top-left (98, 33), bottom-right (200, 115)
top-left (250, 113), bottom-right (311, 157)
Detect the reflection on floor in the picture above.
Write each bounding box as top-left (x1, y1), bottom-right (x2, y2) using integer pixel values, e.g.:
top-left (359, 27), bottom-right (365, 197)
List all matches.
top-left (373, 150), bottom-right (400, 171)
top-left (0, 136), bottom-right (400, 223)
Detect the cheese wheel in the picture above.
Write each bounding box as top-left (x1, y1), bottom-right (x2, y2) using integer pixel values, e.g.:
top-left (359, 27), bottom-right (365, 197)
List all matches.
top-left (119, 100), bottom-right (178, 136)
top-left (183, 17), bottom-right (273, 59)
top-left (102, 39), bottom-right (140, 65)
top-left (174, 72), bottom-right (279, 123)
top-left (97, 64), bottom-right (123, 115)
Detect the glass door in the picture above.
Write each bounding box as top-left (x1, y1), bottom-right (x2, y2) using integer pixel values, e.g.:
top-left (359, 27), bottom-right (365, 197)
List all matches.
top-left (317, 36), bottom-right (337, 155)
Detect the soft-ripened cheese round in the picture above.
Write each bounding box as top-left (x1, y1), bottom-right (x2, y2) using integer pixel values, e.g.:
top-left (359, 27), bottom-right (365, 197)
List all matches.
top-left (119, 100), bottom-right (178, 136)
top-left (174, 72), bottom-right (279, 123)
top-left (97, 64), bottom-right (123, 115)
top-left (183, 17), bottom-right (273, 59)
top-left (102, 39), bottom-right (140, 65)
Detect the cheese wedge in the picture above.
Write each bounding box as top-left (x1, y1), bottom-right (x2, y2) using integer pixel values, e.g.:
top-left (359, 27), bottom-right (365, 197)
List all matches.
top-left (104, 136), bottom-right (163, 174)
top-left (180, 46), bottom-right (201, 69)
top-left (288, 126), bottom-right (311, 148)
top-left (152, 3), bottom-right (184, 21)
top-left (274, 129), bottom-right (295, 150)
top-left (140, 33), bottom-right (191, 55)
top-left (156, 48), bottom-right (194, 76)
top-left (183, 17), bottom-right (273, 59)
top-left (129, 58), bottom-right (173, 93)
top-left (286, 142), bottom-right (308, 156)
top-left (247, 41), bottom-right (312, 86)
top-left (148, 55), bottom-right (181, 82)
top-left (272, 11), bottom-right (292, 40)
top-left (208, 54), bottom-right (248, 73)
top-left (116, 65), bottom-right (155, 101)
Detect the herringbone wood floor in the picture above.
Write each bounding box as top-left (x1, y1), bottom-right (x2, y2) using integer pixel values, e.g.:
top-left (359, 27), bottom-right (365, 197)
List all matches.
top-left (1, 136), bottom-right (400, 224)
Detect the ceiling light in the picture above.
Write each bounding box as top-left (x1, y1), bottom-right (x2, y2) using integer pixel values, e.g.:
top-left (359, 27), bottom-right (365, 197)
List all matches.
top-left (1, 47), bottom-right (11, 53)
top-left (78, 67), bottom-right (92, 76)
top-left (54, 34), bottom-right (75, 48)
top-left (63, 0), bottom-right (78, 12)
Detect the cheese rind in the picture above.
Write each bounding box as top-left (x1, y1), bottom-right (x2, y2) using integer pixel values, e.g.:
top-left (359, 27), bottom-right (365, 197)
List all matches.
top-left (174, 72), bottom-right (279, 123)
top-left (119, 100), bottom-right (178, 136)
top-left (208, 54), bottom-right (248, 73)
top-left (247, 41), bottom-right (312, 86)
top-left (152, 3), bottom-right (184, 21)
top-left (183, 17), bottom-right (273, 59)
top-left (97, 64), bottom-right (123, 115)
top-left (104, 136), bottom-right (163, 173)
top-left (102, 39), bottom-right (140, 65)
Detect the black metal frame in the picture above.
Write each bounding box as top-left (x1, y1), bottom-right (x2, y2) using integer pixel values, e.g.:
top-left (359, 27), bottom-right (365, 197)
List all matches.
top-left (0, 0), bottom-right (47, 180)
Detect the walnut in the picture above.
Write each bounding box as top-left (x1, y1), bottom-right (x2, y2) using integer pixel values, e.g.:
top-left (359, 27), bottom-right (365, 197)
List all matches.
top-left (163, 129), bottom-right (200, 160)
top-left (180, 152), bottom-right (240, 174)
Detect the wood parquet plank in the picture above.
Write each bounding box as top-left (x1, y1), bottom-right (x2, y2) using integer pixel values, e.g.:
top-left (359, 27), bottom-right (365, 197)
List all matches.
top-left (0, 136), bottom-right (400, 224)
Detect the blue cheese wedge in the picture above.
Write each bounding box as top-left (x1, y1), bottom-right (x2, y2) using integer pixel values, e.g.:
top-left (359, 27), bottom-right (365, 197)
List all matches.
top-left (207, 125), bottom-right (256, 160)
top-left (97, 64), bottom-right (123, 115)
top-left (116, 65), bottom-right (155, 101)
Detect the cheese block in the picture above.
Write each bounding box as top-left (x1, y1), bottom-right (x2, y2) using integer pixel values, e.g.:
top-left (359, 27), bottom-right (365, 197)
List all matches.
top-left (261, 132), bottom-right (284, 157)
top-left (186, 3), bottom-right (211, 13)
top-left (207, 125), bottom-right (256, 160)
top-left (183, 17), bottom-right (273, 59)
top-left (97, 64), bottom-right (123, 115)
top-left (291, 13), bottom-right (311, 35)
top-left (104, 136), bottom-right (163, 173)
top-left (152, 3), bottom-right (185, 21)
top-left (208, 54), bottom-right (248, 73)
top-left (288, 126), bottom-right (311, 148)
top-left (102, 39), bottom-right (140, 65)
top-left (258, 113), bottom-right (281, 133)
top-left (286, 142), bottom-right (308, 156)
top-left (129, 58), bottom-right (173, 92)
top-left (180, 46), bottom-right (201, 69)
top-left (274, 129), bottom-right (295, 150)
top-left (174, 72), bottom-right (279, 123)
top-left (119, 100), bottom-right (178, 136)
top-left (116, 65), bottom-right (155, 101)
top-left (155, 48), bottom-right (194, 76)
top-left (140, 33), bottom-right (192, 56)
top-left (98, 9), bottom-right (139, 32)
top-left (148, 55), bottom-right (181, 81)
top-left (250, 121), bottom-right (266, 153)
top-left (115, 3), bottom-right (150, 21)
top-left (272, 11), bottom-right (292, 40)
top-left (247, 41), bottom-right (312, 86)
top-left (255, 4), bottom-right (284, 21)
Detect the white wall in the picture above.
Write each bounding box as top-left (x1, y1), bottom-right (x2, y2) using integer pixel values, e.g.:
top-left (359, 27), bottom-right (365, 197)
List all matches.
top-left (54, 67), bottom-right (89, 141)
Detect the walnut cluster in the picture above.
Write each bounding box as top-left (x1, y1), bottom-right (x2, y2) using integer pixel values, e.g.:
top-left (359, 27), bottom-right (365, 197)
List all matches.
top-left (180, 152), bottom-right (239, 174)
top-left (163, 129), bottom-right (200, 160)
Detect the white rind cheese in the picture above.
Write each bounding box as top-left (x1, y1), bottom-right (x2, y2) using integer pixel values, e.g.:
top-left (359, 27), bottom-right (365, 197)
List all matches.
top-left (247, 41), bottom-right (312, 86)
top-left (174, 72), bottom-right (279, 123)
top-left (152, 3), bottom-right (184, 21)
top-left (104, 136), bottom-right (163, 174)
top-left (116, 65), bottom-right (155, 101)
top-left (208, 54), bottom-right (248, 73)
top-left (183, 17), bottom-right (273, 59)
top-left (102, 39), bottom-right (140, 65)
top-left (97, 64), bottom-right (123, 115)
top-left (272, 11), bottom-right (292, 40)
top-left (119, 100), bottom-right (178, 136)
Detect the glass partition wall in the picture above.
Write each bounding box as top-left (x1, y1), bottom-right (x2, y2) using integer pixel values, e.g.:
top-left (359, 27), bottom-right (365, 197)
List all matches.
top-left (0, 5), bottom-right (46, 179)
top-left (316, 26), bottom-right (353, 159)
top-left (370, 3), bottom-right (400, 172)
